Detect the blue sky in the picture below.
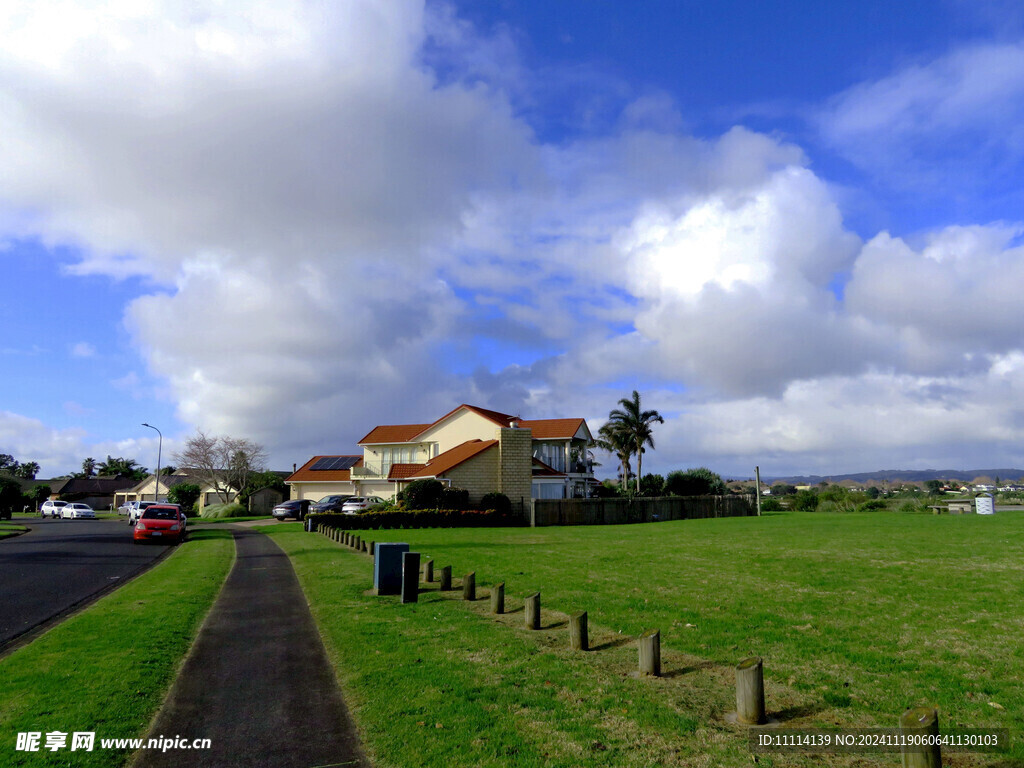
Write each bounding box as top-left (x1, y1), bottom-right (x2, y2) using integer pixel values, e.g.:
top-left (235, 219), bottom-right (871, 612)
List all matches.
top-left (3, 0), bottom-right (1024, 479)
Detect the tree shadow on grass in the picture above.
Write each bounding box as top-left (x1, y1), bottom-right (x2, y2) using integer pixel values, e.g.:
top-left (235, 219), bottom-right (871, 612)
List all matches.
top-left (542, 620), bottom-right (567, 631)
top-left (660, 660), bottom-right (718, 679)
top-left (770, 703), bottom-right (827, 722)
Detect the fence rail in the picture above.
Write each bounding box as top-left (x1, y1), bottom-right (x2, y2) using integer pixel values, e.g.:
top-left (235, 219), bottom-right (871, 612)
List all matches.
top-left (530, 495), bottom-right (756, 527)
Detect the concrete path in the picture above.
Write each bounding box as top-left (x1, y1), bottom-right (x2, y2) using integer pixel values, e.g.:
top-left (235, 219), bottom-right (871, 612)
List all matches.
top-left (133, 527), bottom-right (367, 768)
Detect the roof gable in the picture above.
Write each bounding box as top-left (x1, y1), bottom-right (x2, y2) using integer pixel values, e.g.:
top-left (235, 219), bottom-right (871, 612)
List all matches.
top-left (518, 418), bottom-right (591, 441)
top-left (358, 424), bottom-right (432, 445)
top-left (405, 439), bottom-right (498, 479)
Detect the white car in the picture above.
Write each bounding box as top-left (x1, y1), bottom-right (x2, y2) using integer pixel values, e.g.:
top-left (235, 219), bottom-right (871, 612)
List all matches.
top-left (340, 496), bottom-right (383, 514)
top-left (127, 500), bottom-right (161, 524)
top-left (40, 500), bottom-right (67, 518)
top-left (62, 502), bottom-right (96, 519)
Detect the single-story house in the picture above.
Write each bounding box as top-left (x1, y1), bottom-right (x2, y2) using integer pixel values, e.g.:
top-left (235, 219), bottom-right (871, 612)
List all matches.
top-left (114, 470), bottom-right (239, 510)
top-left (287, 403), bottom-right (596, 506)
top-left (50, 476), bottom-right (133, 510)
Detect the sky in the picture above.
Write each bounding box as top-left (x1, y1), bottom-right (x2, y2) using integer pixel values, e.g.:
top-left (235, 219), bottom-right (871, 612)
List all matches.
top-left (3, 0), bottom-right (1024, 480)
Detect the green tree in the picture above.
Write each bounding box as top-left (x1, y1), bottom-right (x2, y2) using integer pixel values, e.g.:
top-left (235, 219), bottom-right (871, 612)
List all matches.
top-left (0, 476), bottom-right (22, 517)
top-left (665, 467), bottom-right (726, 496)
top-left (639, 473), bottom-right (665, 497)
top-left (792, 489), bottom-right (819, 511)
top-left (11, 461), bottom-right (39, 479)
top-left (925, 479), bottom-right (943, 496)
top-left (97, 456), bottom-right (148, 480)
top-left (81, 457), bottom-right (96, 477)
top-left (605, 390), bottom-right (664, 494)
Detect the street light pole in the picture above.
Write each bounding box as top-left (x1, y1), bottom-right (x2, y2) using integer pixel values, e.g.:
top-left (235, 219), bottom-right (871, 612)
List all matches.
top-left (142, 423), bottom-right (162, 502)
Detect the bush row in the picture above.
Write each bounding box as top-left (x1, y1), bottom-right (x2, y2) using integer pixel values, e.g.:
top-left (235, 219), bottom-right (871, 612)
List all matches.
top-left (309, 507), bottom-right (525, 530)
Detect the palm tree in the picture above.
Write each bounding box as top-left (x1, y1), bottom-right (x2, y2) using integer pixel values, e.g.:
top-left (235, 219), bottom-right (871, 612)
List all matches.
top-left (595, 421), bottom-right (633, 489)
top-left (606, 390), bottom-right (664, 494)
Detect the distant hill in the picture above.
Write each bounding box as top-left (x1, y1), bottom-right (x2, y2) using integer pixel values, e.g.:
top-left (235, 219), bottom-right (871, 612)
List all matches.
top-left (764, 469), bottom-right (1024, 486)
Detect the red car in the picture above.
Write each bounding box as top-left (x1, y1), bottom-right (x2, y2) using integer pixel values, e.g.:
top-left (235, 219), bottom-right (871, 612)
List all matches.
top-left (133, 504), bottom-right (187, 545)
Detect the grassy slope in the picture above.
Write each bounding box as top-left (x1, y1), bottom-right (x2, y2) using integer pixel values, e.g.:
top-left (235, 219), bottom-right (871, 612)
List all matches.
top-left (0, 529), bottom-right (234, 767)
top-left (273, 512), bottom-right (1024, 767)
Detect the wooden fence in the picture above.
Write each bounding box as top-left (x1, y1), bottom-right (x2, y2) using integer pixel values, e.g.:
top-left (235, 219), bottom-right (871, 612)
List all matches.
top-left (530, 495), bottom-right (756, 527)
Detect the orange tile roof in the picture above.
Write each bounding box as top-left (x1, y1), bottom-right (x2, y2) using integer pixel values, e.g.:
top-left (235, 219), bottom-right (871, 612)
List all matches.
top-left (286, 455), bottom-right (362, 483)
top-left (388, 463), bottom-right (426, 479)
top-left (358, 423), bottom-right (432, 444)
top-left (517, 418), bottom-right (587, 440)
top-left (404, 439), bottom-right (498, 479)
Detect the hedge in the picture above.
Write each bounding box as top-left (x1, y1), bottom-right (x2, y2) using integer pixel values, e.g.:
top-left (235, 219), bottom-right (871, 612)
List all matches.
top-left (308, 507), bottom-right (525, 530)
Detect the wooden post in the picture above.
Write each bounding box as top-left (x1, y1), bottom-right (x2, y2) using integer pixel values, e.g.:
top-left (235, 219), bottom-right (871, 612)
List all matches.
top-left (423, 559), bottom-right (434, 583)
top-left (524, 592), bottom-right (540, 630)
top-left (343, 531), bottom-right (349, 545)
top-left (735, 657), bottom-right (766, 724)
top-left (755, 466), bottom-right (762, 516)
top-left (361, 539), bottom-right (368, 553)
top-left (401, 551), bottom-right (421, 604)
top-left (439, 565), bottom-right (452, 591)
top-left (369, 541), bottom-right (375, 557)
top-left (899, 707), bottom-right (942, 768)
top-left (354, 535), bottom-right (361, 550)
top-left (569, 611), bottom-right (588, 651)
top-left (463, 572), bottom-right (476, 601)
top-left (491, 582), bottom-right (504, 614)
top-left (638, 629), bottom-right (660, 676)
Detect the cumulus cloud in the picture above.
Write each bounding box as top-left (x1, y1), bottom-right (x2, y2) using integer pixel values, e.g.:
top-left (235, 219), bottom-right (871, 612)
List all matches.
top-left (3, 2), bottom-right (1024, 476)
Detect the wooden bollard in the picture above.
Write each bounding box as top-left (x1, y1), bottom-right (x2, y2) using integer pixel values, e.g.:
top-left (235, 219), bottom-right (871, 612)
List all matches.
top-left (439, 566), bottom-right (452, 591)
top-left (342, 531), bottom-right (349, 545)
top-left (899, 707), bottom-right (942, 768)
top-left (463, 572), bottom-right (476, 601)
top-left (401, 552), bottom-right (421, 605)
top-left (638, 629), bottom-right (661, 676)
top-left (369, 541), bottom-right (375, 557)
top-left (491, 582), bottom-right (504, 614)
top-left (525, 592), bottom-right (540, 630)
top-left (735, 657), bottom-right (766, 724)
top-left (354, 535), bottom-right (361, 550)
top-left (423, 559), bottom-right (434, 583)
top-left (570, 611), bottom-right (588, 651)
top-left (361, 539), bottom-right (368, 553)
top-left (333, 528), bottom-right (340, 542)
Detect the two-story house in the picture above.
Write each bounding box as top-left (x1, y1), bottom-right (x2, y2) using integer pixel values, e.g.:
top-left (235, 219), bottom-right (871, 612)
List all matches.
top-left (287, 404), bottom-right (596, 506)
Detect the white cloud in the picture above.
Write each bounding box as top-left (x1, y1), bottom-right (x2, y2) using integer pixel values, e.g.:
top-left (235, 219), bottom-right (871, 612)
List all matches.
top-left (70, 341), bottom-right (95, 358)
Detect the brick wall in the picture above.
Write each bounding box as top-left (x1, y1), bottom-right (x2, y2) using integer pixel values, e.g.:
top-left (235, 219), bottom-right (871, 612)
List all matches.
top-left (497, 427), bottom-right (532, 508)
top-left (443, 446), bottom-right (500, 504)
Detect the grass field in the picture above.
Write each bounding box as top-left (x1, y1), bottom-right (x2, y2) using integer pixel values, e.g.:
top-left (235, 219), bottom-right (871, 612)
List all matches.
top-left (270, 511), bottom-right (1024, 767)
top-left (0, 528), bottom-right (234, 767)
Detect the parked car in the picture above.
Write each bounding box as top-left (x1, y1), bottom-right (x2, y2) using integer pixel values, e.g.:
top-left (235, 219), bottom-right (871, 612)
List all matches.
top-left (40, 500), bottom-right (67, 518)
top-left (127, 500), bottom-right (161, 525)
top-left (340, 496), bottom-right (384, 514)
top-left (272, 499), bottom-right (311, 521)
top-left (133, 504), bottom-right (186, 545)
top-left (61, 502), bottom-right (96, 519)
top-left (310, 495), bottom-right (354, 514)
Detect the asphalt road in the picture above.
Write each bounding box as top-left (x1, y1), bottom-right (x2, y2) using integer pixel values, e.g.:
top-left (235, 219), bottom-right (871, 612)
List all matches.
top-left (0, 517), bottom-right (170, 653)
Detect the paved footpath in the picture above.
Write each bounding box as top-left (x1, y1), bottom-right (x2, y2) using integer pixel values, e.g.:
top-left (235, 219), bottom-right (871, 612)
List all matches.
top-left (134, 527), bottom-right (367, 768)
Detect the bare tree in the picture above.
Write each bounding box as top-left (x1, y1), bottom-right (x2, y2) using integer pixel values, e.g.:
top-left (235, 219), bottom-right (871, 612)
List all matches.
top-left (173, 431), bottom-right (268, 504)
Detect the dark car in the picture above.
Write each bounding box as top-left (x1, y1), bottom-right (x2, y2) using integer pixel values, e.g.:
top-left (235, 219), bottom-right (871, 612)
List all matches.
top-left (272, 499), bottom-right (311, 521)
top-left (310, 494), bottom-right (353, 514)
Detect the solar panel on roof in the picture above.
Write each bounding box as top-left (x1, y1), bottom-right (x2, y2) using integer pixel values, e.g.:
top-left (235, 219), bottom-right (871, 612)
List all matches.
top-left (310, 456), bottom-right (360, 471)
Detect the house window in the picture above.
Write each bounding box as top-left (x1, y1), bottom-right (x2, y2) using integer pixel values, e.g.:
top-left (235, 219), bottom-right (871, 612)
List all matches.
top-left (533, 443), bottom-right (565, 472)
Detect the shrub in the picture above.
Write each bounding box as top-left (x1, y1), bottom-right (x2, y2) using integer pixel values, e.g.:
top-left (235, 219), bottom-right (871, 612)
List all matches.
top-left (200, 502), bottom-right (248, 519)
top-left (665, 467), bottom-right (726, 496)
top-left (855, 499), bottom-right (887, 512)
top-left (168, 483), bottom-right (201, 511)
top-left (398, 479), bottom-right (444, 510)
top-left (792, 490), bottom-right (819, 511)
top-left (639, 473), bottom-right (665, 497)
top-left (480, 492), bottom-right (511, 515)
top-left (759, 497), bottom-right (783, 511)
top-left (439, 487), bottom-right (469, 511)
top-left (307, 506), bottom-right (525, 530)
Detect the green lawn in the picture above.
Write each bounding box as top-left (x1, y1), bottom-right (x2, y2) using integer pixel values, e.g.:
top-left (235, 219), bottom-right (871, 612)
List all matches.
top-left (0, 529), bottom-right (234, 767)
top-left (270, 511), bottom-right (1023, 767)
top-left (0, 523), bottom-right (28, 539)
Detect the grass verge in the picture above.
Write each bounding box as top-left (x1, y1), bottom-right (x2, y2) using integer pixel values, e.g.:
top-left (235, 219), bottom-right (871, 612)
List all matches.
top-left (0, 528), bottom-right (234, 767)
top-left (272, 512), bottom-right (1024, 767)
top-left (0, 523), bottom-right (28, 539)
